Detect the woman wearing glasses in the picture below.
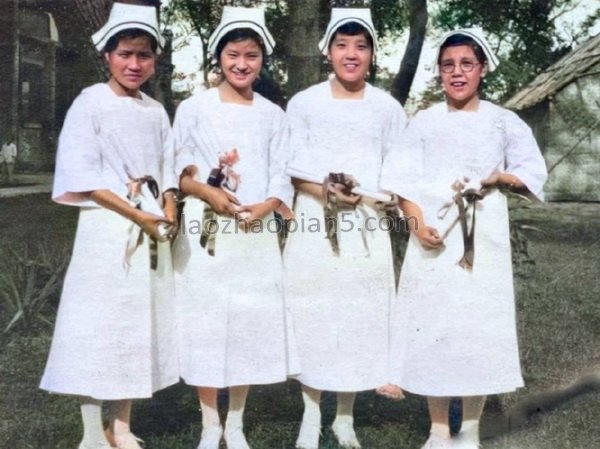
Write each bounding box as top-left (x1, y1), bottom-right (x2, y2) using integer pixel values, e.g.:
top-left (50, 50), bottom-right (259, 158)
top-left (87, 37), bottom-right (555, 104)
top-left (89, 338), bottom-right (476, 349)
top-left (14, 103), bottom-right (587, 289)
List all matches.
top-left (381, 29), bottom-right (547, 449)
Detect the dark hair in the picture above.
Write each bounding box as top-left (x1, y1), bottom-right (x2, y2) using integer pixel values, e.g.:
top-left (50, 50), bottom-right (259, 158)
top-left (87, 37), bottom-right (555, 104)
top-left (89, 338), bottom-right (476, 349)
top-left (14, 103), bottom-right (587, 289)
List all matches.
top-left (438, 34), bottom-right (487, 65)
top-left (328, 22), bottom-right (374, 51)
top-left (215, 28), bottom-right (267, 62)
top-left (103, 28), bottom-right (158, 54)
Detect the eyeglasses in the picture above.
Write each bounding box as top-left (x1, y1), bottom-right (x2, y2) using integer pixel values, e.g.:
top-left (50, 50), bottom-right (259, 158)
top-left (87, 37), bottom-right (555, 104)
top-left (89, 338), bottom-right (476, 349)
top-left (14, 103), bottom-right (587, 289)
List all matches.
top-left (440, 61), bottom-right (481, 73)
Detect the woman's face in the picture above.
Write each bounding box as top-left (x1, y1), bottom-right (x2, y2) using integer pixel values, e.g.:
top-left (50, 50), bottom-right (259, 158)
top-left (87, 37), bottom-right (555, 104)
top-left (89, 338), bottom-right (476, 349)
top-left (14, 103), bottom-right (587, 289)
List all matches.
top-left (328, 32), bottom-right (372, 87)
top-left (105, 36), bottom-right (156, 97)
top-left (439, 44), bottom-right (487, 110)
top-left (219, 38), bottom-right (263, 94)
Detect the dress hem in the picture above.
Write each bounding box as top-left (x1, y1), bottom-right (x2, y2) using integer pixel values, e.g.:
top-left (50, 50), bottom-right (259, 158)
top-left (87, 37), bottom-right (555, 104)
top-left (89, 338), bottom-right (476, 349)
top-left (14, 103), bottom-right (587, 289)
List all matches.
top-left (398, 380), bottom-right (525, 397)
top-left (39, 377), bottom-right (179, 401)
top-left (180, 374), bottom-right (289, 389)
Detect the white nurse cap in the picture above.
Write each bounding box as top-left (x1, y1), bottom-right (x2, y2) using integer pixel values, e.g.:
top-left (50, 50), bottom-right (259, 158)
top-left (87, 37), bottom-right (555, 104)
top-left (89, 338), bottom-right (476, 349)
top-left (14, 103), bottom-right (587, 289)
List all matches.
top-left (432, 28), bottom-right (499, 74)
top-left (208, 6), bottom-right (276, 56)
top-left (318, 8), bottom-right (378, 55)
top-left (92, 3), bottom-right (165, 54)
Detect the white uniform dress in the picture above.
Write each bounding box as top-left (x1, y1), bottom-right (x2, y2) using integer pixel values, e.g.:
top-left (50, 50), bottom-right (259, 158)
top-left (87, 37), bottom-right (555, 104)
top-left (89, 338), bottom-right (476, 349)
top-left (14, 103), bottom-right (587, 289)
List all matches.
top-left (284, 81), bottom-right (407, 392)
top-left (381, 100), bottom-right (547, 396)
top-left (40, 83), bottom-right (179, 400)
top-left (172, 88), bottom-right (297, 388)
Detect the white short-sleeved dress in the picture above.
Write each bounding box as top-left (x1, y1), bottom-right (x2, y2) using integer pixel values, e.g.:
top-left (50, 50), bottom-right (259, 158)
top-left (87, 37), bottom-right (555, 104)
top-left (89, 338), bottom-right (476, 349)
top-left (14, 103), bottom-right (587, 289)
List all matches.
top-left (40, 83), bottom-right (179, 400)
top-left (381, 100), bottom-right (548, 396)
top-left (172, 88), bottom-right (297, 388)
top-left (284, 81), bottom-right (408, 392)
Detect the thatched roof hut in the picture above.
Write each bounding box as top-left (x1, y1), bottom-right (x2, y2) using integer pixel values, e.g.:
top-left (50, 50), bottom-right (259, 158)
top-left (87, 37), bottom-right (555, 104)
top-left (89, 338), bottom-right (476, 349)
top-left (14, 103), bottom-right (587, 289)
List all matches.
top-left (505, 34), bottom-right (600, 201)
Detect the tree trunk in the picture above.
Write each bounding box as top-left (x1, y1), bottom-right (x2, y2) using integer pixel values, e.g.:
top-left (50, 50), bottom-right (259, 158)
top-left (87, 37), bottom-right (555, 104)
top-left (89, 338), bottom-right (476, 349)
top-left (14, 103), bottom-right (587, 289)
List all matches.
top-left (73, 0), bottom-right (112, 30)
top-left (72, 0), bottom-right (112, 79)
top-left (391, 0), bottom-right (427, 105)
top-left (286, 0), bottom-right (322, 98)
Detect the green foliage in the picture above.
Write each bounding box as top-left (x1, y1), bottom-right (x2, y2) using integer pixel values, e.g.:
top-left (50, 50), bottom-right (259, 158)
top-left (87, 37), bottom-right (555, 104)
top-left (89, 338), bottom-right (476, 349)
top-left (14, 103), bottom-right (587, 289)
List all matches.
top-left (414, 77), bottom-right (445, 111)
top-left (0, 335), bottom-right (82, 449)
top-left (578, 6), bottom-right (600, 38)
top-left (508, 202), bottom-right (539, 277)
top-left (0, 243), bottom-right (69, 336)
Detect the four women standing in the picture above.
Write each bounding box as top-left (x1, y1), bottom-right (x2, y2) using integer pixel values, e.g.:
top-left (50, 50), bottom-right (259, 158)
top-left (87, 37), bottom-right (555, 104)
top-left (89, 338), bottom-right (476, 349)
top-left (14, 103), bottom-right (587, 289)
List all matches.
top-left (41, 4), bottom-right (547, 449)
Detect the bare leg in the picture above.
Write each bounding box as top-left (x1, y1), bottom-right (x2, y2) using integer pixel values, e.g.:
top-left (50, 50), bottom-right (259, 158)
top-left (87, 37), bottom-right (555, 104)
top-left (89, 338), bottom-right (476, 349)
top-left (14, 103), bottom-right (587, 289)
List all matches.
top-left (458, 395), bottom-right (487, 446)
top-left (105, 400), bottom-right (143, 449)
top-left (6, 162), bottom-right (14, 182)
top-left (296, 385), bottom-right (322, 449)
top-left (332, 392), bottom-right (360, 449)
top-left (420, 397), bottom-right (452, 449)
top-left (79, 397), bottom-right (111, 449)
top-left (224, 385), bottom-right (250, 449)
top-left (197, 386), bottom-right (222, 449)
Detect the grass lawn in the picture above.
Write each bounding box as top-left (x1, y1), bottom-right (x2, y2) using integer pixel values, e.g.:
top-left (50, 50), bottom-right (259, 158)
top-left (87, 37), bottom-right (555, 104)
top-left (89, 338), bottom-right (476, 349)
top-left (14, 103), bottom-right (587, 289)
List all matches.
top-left (0, 195), bottom-right (599, 449)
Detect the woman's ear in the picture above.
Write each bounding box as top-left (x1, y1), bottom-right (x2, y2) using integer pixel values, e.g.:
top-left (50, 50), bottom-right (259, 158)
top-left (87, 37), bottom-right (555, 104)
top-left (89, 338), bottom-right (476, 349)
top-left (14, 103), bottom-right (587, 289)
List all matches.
top-left (481, 63), bottom-right (489, 78)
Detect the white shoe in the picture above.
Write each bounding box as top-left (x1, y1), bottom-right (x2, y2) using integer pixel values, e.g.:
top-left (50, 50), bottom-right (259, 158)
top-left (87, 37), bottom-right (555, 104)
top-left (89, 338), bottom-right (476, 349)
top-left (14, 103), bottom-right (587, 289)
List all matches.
top-left (452, 433), bottom-right (480, 449)
top-left (78, 443), bottom-right (114, 449)
top-left (331, 416), bottom-right (361, 449)
top-left (295, 417), bottom-right (321, 449)
top-left (224, 424), bottom-right (250, 449)
top-left (197, 425), bottom-right (223, 449)
top-left (420, 434), bottom-right (453, 449)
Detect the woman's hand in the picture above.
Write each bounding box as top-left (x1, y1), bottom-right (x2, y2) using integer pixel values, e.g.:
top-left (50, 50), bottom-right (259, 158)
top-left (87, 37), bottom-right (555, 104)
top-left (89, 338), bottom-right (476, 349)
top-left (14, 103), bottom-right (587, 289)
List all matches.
top-left (235, 198), bottom-right (281, 232)
top-left (204, 185), bottom-right (239, 217)
top-left (398, 198), bottom-right (443, 249)
top-left (90, 189), bottom-right (172, 241)
top-left (324, 182), bottom-right (362, 209)
top-left (415, 226), bottom-right (444, 250)
top-left (180, 170), bottom-right (239, 216)
top-left (481, 170), bottom-right (524, 189)
top-left (323, 173), bottom-right (361, 209)
top-left (134, 210), bottom-right (173, 241)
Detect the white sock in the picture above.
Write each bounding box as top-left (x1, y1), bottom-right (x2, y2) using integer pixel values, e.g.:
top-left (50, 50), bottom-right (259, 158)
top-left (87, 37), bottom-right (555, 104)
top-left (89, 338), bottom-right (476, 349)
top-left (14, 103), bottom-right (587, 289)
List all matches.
top-left (460, 419), bottom-right (479, 442)
top-left (297, 387), bottom-right (322, 449)
top-left (301, 387), bottom-right (322, 425)
top-left (200, 400), bottom-right (220, 429)
top-left (430, 422), bottom-right (451, 439)
top-left (80, 398), bottom-right (110, 448)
